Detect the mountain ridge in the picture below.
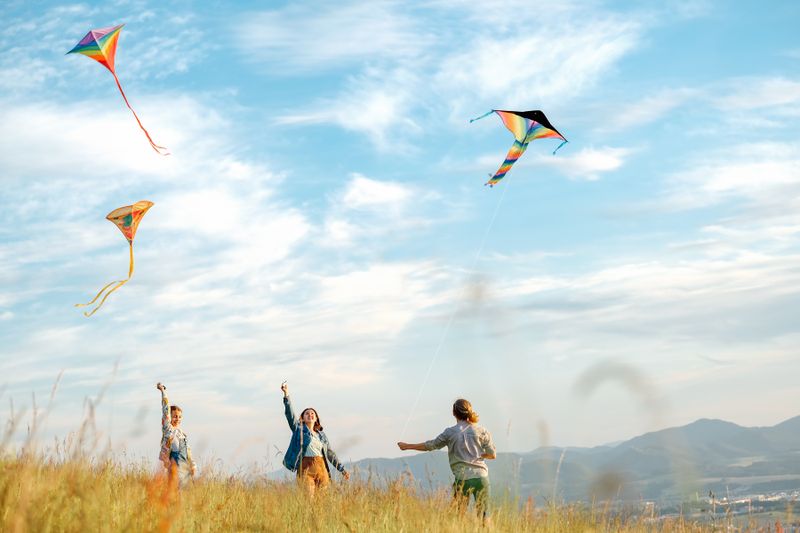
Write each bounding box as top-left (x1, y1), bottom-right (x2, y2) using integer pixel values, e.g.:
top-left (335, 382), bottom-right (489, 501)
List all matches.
top-left (343, 415), bottom-right (800, 502)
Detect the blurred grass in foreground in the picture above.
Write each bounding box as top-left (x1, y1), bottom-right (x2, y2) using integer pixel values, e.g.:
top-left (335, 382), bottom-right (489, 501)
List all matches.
top-left (0, 456), bottom-right (726, 533)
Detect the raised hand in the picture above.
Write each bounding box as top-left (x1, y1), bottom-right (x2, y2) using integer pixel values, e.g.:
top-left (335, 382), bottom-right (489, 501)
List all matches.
top-left (280, 381), bottom-right (288, 397)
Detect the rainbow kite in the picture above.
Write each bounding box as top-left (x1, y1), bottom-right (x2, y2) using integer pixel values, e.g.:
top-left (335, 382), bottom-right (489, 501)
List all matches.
top-left (68, 24), bottom-right (169, 155)
top-left (76, 201), bottom-right (153, 317)
top-left (471, 110), bottom-right (567, 187)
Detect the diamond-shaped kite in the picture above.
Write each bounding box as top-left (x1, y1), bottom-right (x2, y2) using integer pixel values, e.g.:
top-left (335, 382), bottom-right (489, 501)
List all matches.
top-left (68, 24), bottom-right (169, 155)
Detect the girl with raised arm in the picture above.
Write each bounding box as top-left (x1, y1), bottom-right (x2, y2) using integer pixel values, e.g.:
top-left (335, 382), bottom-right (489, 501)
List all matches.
top-left (156, 382), bottom-right (196, 489)
top-left (398, 399), bottom-right (496, 520)
top-left (281, 382), bottom-right (349, 495)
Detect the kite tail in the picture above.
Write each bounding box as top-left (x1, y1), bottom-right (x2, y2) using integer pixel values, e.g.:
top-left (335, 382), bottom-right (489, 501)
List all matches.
top-left (469, 110), bottom-right (495, 123)
top-left (111, 71), bottom-right (170, 156)
top-left (553, 140), bottom-right (568, 155)
top-left (75, 242), bottom-right (135, 317)
top-left (486, 140), bottom-right (529, 187)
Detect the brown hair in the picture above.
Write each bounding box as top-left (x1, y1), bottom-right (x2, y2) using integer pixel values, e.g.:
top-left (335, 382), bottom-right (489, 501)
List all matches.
top-left (301, 408), bottom-right (323, 432)
top-left (170, 405), bottom-right (182, 415)
top-left (453, 399), bottom-right (478, 423)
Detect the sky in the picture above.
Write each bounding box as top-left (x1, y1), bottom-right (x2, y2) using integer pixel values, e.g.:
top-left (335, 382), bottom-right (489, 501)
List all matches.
top-left (1, 0), bottom-right (800, 473)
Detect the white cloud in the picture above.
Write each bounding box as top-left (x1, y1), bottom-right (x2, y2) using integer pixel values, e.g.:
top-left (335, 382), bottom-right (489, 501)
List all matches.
top-left (0, 5), bottom-right (209, 100)
top-left (320, 173), bottom-right (437, 248)
top-left (716, 77), bottom-right (800, 111)
top-left (0, 91), bottom-right (304, 322)
top-left (476, 146), bottom-right (630, 181)
top-left (273, 3), bottom-right (646, 149)
top-left (538, 146), bottom-right (631, 181)
top-left (436, 16), bottom-right (642, 107)
top-left (235, 2), bottom-right (428, 72)
top-left (0, 99), bottom-right (179, 181)
top-left (276, 66), bottom-right (421, 149)
top-left (315, 262), bottom-right (441, 337)
top-left (604, 88), bottom-right (698, 131)
top-left (341, 174), bottom-right (413, 210)
top-left (663, 142), bottom-right (800, 209)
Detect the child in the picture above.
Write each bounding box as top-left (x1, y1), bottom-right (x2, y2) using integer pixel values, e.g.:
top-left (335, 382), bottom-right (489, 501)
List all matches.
top-left (398, 399), bottom-right (496, 520)
top-left (281, 382), bottom-right (349, 495)
top-left (157, 382), bottom-right (196, 488)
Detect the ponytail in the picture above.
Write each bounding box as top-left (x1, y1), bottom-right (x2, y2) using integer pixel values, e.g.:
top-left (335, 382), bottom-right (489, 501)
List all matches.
top-left (453, 399), bottom-right (479, 423)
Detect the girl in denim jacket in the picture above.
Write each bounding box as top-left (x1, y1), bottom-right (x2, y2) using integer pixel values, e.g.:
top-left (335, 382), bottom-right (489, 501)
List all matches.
top-left (281, 382), bottom-right (349, 495)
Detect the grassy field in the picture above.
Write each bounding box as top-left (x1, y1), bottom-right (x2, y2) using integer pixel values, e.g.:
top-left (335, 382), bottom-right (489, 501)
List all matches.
top-left (1, 455), bottom-right (761, 533)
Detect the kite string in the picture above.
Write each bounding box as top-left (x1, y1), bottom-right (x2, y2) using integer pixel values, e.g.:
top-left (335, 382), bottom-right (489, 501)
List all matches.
top-left (400, 180), bottom-right (511, 439)
top-left (110, 71), bottom-right (170, 155)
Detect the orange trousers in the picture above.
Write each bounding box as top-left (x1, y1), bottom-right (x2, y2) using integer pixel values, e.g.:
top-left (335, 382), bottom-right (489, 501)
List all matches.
top-left (297, 456), bottom-right (330, 495)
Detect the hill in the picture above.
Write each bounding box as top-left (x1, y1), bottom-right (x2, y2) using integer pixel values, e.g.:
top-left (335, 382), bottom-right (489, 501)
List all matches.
top-left (346, 416), bottom-right (800, 502)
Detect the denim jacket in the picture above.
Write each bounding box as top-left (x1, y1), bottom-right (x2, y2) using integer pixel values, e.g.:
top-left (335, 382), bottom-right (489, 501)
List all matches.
top-left (282, 396), bottom-right (346, 476)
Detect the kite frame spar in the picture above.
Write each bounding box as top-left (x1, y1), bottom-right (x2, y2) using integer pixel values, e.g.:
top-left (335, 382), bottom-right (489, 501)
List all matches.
top-left (67, 24), bottom-right (169, 155)
top-left (470, 109), bottom-right (567, 187)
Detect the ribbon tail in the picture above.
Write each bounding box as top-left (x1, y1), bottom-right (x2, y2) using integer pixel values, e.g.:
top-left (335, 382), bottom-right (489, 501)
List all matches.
top-left (82, 279), bottom-right (129, 317)
top-left (469, 110), bottom-right (495, 123)
top-left (78, 242), bottom-right (135, 317)
top-left (111, 71), bottom-right (170, 156)
top-left (553, 140), bottom-right (568, 155)
top-left (75, 279), bottom-right (123, 309)
top-left (485, 140), bottom-right (528, 187)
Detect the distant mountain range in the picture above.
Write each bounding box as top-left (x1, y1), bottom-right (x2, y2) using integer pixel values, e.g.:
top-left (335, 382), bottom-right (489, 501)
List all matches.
top-left (343, 416), bottom-right (800, 502)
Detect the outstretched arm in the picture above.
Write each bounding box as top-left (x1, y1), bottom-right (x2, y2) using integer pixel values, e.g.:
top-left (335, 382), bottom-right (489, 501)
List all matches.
top-left (281, 382), bottom-right (298, 432)
top-left (399, 427), bottom-right (451, 452)
top-left (157, 383), bottom-right (170, 435)
top-left (397, 442), bottom-right (427, 451)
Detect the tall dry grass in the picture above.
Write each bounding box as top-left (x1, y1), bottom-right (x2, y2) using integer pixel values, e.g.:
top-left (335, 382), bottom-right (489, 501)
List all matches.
top-left (0, 455), bottom-right (726, 533)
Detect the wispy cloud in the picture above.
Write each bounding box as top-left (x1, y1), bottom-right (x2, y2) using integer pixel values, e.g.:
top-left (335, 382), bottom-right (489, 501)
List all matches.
top-left (275, 66), bottom-right (422, 149)
top-left (474, 145), bottom-right (631, 182)
top-left (535, 146), bottom-right (632, 181)
top-left (235, 2), bottom-right (429, 72)
top-left (271, 2), bottom-right (646, 149)
top-left (340, 174), bottom-right (413, 211)
top-left (602, 88), bottom-right (698, 132)
top-left (662, 141), bottom-right (800, 210)
top-left (0, 4), bottom-right (209, 98)
top-left (321, 173), bottom-right (437, 247)
top-left (436, 16), bottom-right (642, 107)
top-left (715, 77), bottom-right (800, 112)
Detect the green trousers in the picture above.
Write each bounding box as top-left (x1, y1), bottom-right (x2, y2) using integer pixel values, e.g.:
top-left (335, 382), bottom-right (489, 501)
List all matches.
top-left (453, 477), bottom-right (490, 517)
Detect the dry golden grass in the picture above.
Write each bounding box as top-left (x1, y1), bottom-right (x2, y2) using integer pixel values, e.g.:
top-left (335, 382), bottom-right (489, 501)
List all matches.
top-left (0, 455), bottom-right (731, 533)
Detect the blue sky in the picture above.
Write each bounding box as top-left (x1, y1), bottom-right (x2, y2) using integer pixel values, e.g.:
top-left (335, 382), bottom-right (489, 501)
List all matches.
top-left (1, 0), bottom-right (799, 470)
